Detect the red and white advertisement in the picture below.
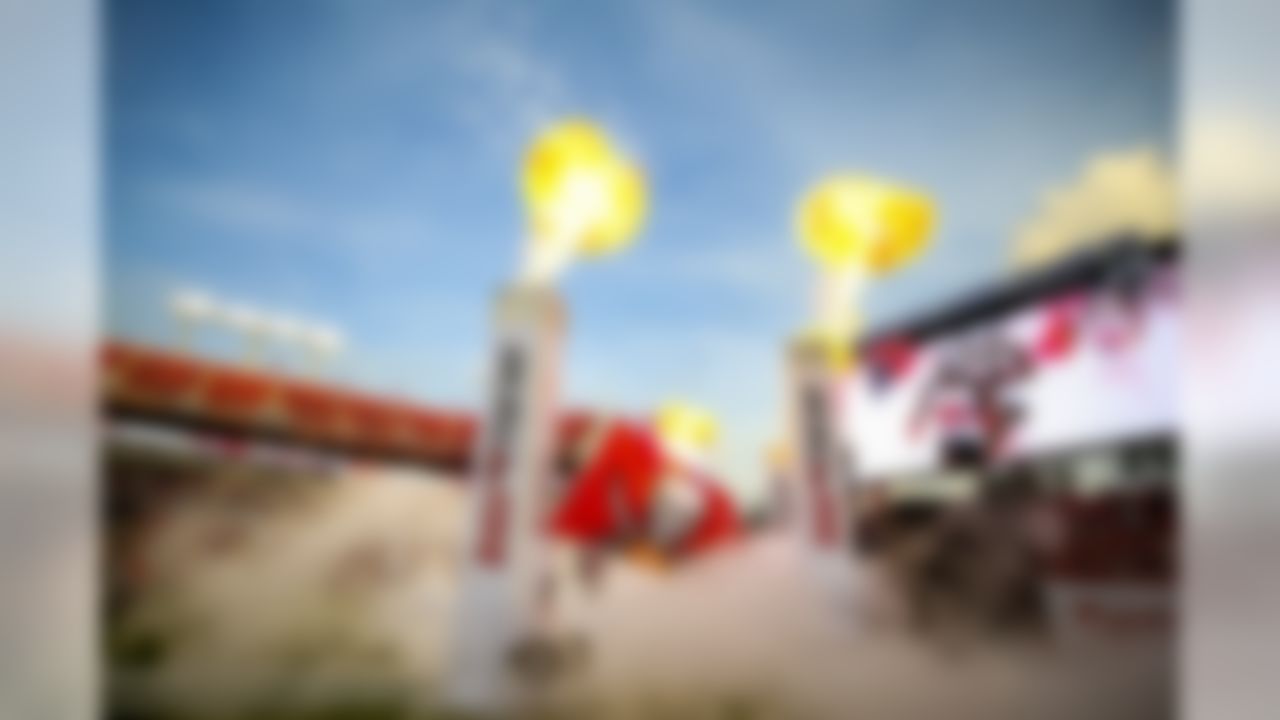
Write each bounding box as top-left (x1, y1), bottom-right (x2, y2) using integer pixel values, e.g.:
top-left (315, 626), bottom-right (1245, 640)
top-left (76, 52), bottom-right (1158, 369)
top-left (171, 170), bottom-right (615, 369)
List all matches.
top-left (847, 266), bottom-right (1180, 476)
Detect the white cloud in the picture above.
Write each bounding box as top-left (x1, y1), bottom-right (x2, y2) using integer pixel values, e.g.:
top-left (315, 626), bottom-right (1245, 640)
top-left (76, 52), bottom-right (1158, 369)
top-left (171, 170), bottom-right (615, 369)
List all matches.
top-left (148, 177), bottom-right (431, 260)
top-left (1012, 147), bottom-right (1178, 269)
top-left (155, 179), bottom-right (315, 236)
top-left (635, 1), bottom-right (819, 171)
top-left (396, 3), bottom-right (571, 157)
top-left (616, 240), bottom-right (803, 304)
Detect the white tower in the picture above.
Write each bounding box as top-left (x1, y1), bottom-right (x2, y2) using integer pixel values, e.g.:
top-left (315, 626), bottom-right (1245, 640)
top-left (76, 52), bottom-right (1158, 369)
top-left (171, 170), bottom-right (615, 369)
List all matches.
top-left (444, 119), bottom-right (646, 713)
top-left (448, 286), bottom-right (566, 708)
top-left (785, 337), bottom-right (856, 600)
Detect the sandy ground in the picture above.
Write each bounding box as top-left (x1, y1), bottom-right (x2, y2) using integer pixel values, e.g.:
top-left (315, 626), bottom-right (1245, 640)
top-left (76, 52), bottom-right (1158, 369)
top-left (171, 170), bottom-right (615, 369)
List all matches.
top-left (110, 473), bottom-right (1171, 719)
top-left (562, 533), bottom-right (1172, 720)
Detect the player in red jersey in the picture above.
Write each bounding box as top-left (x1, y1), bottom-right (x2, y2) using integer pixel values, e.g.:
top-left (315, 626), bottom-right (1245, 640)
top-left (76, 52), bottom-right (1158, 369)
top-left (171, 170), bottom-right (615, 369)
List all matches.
top-left (550, 402), bottom-right (742, 572)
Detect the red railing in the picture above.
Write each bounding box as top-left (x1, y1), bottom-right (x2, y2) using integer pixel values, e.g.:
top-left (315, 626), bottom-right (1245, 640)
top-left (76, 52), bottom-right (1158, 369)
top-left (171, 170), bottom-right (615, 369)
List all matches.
top-left (103, 341), bottom-right (591, 471)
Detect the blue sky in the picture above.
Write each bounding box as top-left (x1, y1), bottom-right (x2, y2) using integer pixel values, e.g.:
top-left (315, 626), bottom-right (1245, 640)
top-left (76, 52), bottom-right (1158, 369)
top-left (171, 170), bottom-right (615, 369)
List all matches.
top-left (107, 0), bottom-right (1172, 499)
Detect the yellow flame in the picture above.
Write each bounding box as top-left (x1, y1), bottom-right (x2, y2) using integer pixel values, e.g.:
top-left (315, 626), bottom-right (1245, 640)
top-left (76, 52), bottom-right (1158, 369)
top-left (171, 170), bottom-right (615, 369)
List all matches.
top-left (522, 119), bottom-right (647, 260)
top-left (655, 400), bottom-right (719, 454)
top-left (796, 176), bottom-right (936, 275)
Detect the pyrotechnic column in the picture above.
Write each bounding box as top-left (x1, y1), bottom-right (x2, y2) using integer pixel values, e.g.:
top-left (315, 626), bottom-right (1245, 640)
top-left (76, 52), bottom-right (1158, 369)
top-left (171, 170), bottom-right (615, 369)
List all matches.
top-left (786, 175), bottom-right (937, 596)
top-left (449, 286), bottom-right (565, 707)
top-left (786, 336), bottom-right (851, 569)
top-left (446, 120), bottom-right (647, 711)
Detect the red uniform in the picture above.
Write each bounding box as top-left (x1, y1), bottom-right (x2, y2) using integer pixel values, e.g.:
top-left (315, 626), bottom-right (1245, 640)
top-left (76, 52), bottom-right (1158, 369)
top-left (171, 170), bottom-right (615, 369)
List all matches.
top-left (550, 421), bottom-right (663, 542)
top-left (549, 421), bottom-right (740, 561)
top-left (677, 470), bottom-right (742, 555)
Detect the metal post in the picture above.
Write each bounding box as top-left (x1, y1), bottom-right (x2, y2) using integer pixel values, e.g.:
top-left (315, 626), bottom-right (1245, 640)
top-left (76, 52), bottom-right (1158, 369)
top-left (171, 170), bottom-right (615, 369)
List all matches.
top-left (786, 336), bottom-right (855, 597)
top-left (447, 284), bottom-right (565, 711)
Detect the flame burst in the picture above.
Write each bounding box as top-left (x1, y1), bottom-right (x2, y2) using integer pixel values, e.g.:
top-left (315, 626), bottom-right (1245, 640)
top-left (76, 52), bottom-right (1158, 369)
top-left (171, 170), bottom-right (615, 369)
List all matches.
top-left (795, 176), bottom-right (936, 356)
top-left (521, 119), bottom-right (647, 284)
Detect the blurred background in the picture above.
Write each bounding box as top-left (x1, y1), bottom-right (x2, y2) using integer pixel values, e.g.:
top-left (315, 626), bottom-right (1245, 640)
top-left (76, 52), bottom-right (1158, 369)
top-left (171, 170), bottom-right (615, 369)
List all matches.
top-left (7, 0), bottom-right (1280, 718)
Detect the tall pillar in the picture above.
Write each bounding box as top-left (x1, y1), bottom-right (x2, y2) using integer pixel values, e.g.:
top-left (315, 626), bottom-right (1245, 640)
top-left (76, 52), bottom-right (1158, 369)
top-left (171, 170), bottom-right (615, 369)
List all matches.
top-left (448, 284), bottom-right (565, 710)
top-left (786, 336), bottom-right (855, 596)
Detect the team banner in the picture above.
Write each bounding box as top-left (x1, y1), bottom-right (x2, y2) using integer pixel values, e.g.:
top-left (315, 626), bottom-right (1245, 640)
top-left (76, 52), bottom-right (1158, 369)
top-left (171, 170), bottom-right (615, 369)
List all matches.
top-left (848, 265), bottom-right (1179, 476)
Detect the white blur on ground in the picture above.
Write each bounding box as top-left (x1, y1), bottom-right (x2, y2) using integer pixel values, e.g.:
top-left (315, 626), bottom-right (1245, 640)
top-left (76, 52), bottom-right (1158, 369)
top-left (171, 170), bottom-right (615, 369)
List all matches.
top-left (571, 533), bottom-right (1169, 720)
top-left (108, 464), bottom-right (1169, 719)
top-left (109, 468), bottom-right (468, 716)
